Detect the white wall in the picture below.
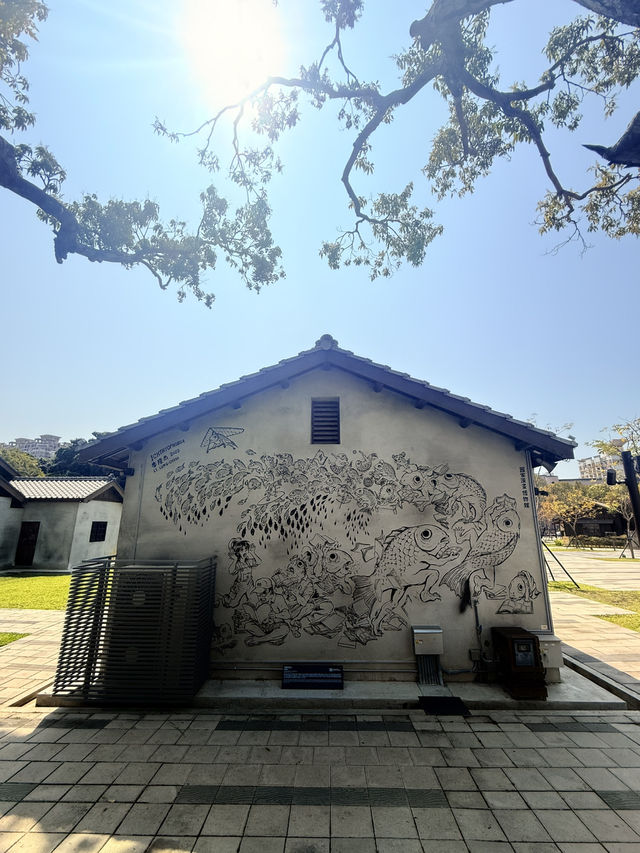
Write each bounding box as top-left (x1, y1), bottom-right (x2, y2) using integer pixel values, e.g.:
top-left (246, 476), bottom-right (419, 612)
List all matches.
top-left (68, 499), bottom-right (122, 569)
top-left (117, 368), bottom-right (553, 677)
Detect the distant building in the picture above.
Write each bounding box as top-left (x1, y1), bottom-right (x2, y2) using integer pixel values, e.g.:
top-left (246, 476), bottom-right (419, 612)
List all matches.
top-left (7, 435), bottom-right (61, 459)
top-left (577, 440), bottom-right (625, 482)
top-left (0, 470), bottom-right (123, 572)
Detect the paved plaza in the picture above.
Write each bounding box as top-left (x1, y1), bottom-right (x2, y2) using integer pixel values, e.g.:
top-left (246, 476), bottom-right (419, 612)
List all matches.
top-left (0, 548), bottom-right (639, 849)
top-left (4, 706), bottom-right (640, 851)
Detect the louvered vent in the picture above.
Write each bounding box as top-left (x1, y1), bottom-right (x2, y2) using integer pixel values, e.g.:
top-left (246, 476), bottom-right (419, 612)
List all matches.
top-left (311, 398), bottom-right (340, 444)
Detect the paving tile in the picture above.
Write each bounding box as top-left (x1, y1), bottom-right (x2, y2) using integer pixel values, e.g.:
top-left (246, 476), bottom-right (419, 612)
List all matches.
top-left (330, 805), bottom-right (373, 837)
top-left (534, 810), bottom-right (597, 843)
top-left (408, 747), bottom-right (445, 766)
top-left (74, 802), bottom-right (131, 834)
top-left (244, 804), bottom-right (289, 836)
top-left (435, 767), bottom-right (477, 790)
top-left (238, 839), bottom-right (285, 853)
top-left (158, 803), bottom-right (210, 836)
top-left (36, 801), bottom-right (93, 832)
top-left (49, 833), bottom-right (110, 853)
top-left (279, 748), bottom-right (313, 765)
top-left (184, 766), bottom-right (227, 786)
top-left (193, 839), bottom-right (244, 853)
top-left (283, 839), bottom-right (329, 853)
top-left (80, 764), bottom-right (127, 785)
top-left (483, 791), bottom-right (527, 809)
top-left (6, 763), bottom-right (59, 784)
top-left (446, 791), bottom-right (487, 809)
top-left (287, 805), bottom-right (329, 837)
top-left (454, 808), bottom-right (508, 841)
top-left (201, 804), bottom-right (249, 835)
top-left (522, 791), bottom-right (568, 809)
top-left (98, 836), bottom-right (153, 852)
top-left (504, 768), bottom-right (551, 791)
top-left (100, 785), bottom-right (144, 803)
top-left (115, 802), bottom-right (171, 835)
top-left (145, 835), bottom-right (196, 851)
top-left (539, 769), bottom-right (590, 791)
top-left (365, 766), bottom-right (402, 788)
top-left (327, 841), bottom-right (375, 853)
top-left (329, 766), bottom-right (364, 788)
top-left (374, 840), bottom-right (422, 853)
top-left (0, 802), bottom-right (52, 832)
top-left (471, 769), bottom-right (515, 791)
top-left (574, 809), bottom-right (640, 842)
top-left (222, 766), bottom-right (261, 787)
top-left (412, 805), bottom-right (462, 839)
top-left (443, 748), bottom-right (480, 767)
top-left (3, 832), bottom-right (66, 852)
top-left (609, 768), bottom-right (640, 789)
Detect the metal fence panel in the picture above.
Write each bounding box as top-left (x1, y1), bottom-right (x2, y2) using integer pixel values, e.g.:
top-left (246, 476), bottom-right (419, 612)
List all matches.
top-left (52, 556), bottom-right (216, 704)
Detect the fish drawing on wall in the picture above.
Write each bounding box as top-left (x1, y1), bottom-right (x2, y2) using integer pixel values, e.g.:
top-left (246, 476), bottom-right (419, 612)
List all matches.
top-left (496, 571), bottom-right (540, 614)
top-left (155, 440), bottom-right (527, 648)
top-left (440, 495), bottom-right (520, 599)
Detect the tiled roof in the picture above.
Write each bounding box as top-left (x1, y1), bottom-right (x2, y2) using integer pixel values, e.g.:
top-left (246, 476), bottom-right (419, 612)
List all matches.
top-left (78, 335), bottom-right (576, 470)
top-left (10, 478), bottom-right (117, 501)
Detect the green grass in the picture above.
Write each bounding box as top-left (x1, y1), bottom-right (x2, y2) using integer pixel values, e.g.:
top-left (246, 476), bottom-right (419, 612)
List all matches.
top-left (0, 632), bottom-right (28, 647)
top-left (0, 575), bottom-right (70, 610)
top-left (592, 556), bottom-right (640, 563)
top-left (548, 581), bottom-right (640, 632)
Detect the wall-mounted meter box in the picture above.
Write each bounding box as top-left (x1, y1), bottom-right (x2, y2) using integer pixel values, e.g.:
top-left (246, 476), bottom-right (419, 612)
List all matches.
top-left (491, 626), bottom-right (547, 700)
top-left (411, 625), bottom-right (443, 656)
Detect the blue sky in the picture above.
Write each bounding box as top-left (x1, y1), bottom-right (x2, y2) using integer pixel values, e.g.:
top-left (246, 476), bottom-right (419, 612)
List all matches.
top-left (2, 0), bottom-right (638, 477)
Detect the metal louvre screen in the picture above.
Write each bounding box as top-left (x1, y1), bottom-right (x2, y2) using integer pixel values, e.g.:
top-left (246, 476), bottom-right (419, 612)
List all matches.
top-left (52, 556), bottom-right (216, 705)
top-left (311, 398), bottom-right (340, 443)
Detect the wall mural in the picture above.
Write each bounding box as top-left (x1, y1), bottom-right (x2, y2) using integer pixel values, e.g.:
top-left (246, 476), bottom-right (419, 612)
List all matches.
top-left (153, 433), bottom-right (539, 650)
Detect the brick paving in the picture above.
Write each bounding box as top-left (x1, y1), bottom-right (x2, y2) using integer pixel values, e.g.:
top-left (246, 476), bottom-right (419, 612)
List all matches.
top-left (547, 550), bottom-right (640, 689)
top-left (1, 708), bottom-right (640, 850)
top-left (0, 612), bottom-right (64, 707)
top-left (0, 550), bottom-right (638, 848)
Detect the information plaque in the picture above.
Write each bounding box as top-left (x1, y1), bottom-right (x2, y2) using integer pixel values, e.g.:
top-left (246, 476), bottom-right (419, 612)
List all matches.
top-left (282, 664), bottom-right (344, 690)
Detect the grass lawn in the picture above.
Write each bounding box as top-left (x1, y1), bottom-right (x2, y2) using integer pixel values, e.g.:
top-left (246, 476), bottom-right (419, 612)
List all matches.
top-left (0, 575), bottom-right (70, 610)
top-left (0, 632), bottom-right (28, 647)
top-left (548, 581), bottom-right (640, 632)
top-left (592, 556), bottom-right (640, 563)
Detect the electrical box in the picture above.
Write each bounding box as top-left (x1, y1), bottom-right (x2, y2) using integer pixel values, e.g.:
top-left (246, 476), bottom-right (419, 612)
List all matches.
top-left (491, 626), bottom-right (547, 700)
top-left (411, 625), bottom-right (443, 656)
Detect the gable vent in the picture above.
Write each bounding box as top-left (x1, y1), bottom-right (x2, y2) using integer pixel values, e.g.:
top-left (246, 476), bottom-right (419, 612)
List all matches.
top-left (311, 398), bottom-right (340, 444)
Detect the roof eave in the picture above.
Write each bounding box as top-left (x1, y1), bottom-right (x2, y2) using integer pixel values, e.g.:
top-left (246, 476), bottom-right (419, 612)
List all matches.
top-left (78, 346), bottom-right (575, 468)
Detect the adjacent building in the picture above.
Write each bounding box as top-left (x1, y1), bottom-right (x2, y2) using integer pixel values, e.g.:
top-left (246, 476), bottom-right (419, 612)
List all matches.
top-left (0, 468), bottom-right (123, 572)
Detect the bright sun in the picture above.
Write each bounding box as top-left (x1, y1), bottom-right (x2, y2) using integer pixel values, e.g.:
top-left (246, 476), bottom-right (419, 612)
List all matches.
top-left (178, 0), bottom-right (285, 107)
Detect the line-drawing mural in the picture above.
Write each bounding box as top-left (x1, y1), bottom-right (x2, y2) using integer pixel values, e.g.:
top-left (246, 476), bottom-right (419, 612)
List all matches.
top-left (201, 426), bottom-right (245, 452)
top-left (154, 431), bottom-right (532, 649)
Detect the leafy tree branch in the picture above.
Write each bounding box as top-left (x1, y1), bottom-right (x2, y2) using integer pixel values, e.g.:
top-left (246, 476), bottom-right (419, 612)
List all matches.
top-left (1, 0), bottom-right (639, 302)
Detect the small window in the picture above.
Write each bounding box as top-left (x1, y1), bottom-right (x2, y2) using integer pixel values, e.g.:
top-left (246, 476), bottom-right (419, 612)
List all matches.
top-left (311, 398), bottom-right (340, 444)
top-left (90, 521), bottom-right (108, 542)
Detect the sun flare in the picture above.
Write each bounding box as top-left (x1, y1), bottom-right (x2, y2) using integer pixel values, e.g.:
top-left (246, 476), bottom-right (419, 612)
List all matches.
top-left (178, 0), bottom-right (285, 107)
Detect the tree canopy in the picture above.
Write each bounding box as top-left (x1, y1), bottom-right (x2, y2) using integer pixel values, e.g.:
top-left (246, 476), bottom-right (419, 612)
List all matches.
top-left (1, 0), bottom-right (639, 305)
top-left (42, 438), bottom-right (116, 479)
top-left (0, 446), bottom-right (44, 477)
top-left (591, 417), bottom-right (640, 456)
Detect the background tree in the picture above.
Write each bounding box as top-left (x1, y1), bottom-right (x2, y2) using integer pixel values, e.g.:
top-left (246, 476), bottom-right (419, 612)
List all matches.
top-left (538, 481), bottom-right (600, 544)
top-left (0, 446), bottom-right (44, 477)
top-left (1, 1), bottom-right (639, 305)
top-left (591, 417), bottom-right (640, 456)
top-left (42, 438), bottom-right (116, 479)
top-left (603, 482), bottom-right (639, 554)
